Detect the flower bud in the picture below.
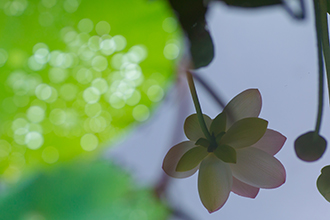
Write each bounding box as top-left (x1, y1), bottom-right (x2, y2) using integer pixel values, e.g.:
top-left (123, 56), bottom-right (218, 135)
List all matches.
top-left (294, 131), bottom-right (327, 162)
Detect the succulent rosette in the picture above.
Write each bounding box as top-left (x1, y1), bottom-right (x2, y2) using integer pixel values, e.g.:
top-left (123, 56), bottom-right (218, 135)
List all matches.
top-left (162, 89), bottom-right (286, 213)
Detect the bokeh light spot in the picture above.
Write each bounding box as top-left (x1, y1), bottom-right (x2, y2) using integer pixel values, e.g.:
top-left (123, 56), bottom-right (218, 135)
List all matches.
top-left (85, 103), bottom-right (102, 118)
top-left (27, 106), bottom-right (45, 123)
top-left (132, 104), bottom-right (149, 122)
top-left (76, 67), bottom-right (93, 84)
top-left (88, 36), bottom-right (101, 51)
top-left (28, 56), bottom-right (44, 71)
top-left (95, 21), bottom-right (111, 35)
top-left (162, 17), bottom-right (178, 33)
top-left (109, 92), bottom-right (125, 109)
top-left (63, 0), bottom-right (80, 13)
top-left (122, 63), bottom-right (142, 80)
top-left (83, 87), bottom-right (100, 104)
top-left (92, 78), bottom-right (108, 94)
top-left (63, 30), bottom-right (77, 43)
top-left (164, 43), bottom-right (180, 60)
top-left (91, 55), bottom-right (108, 72)
top-left (49, 67), bottom-right (68, 83)
top-left (80, 133), bottom-right (98, 151)
top-left (29, 123), bottom-right (43, 133)
top-left (126, 90), bottom-right (141, 106)
top-left (127, 45), bottom-right (147, 63)
top-left (35, 84), bottom-right (52, 100)
top-left (33, 43), bottom-right (48, 54)
top-left (88, 116), bottom-right (107, 133)
top-left (78, 18), bottom-right (94, 33)
top-left (147, 85), bottom-right (164, 102)
top-left (0, 48), bottom-right (8, 67)
top-left (100, 39), bottom-right (116, 55)
top-left (113, 35), bottom-right (127, 51)
top-left (34, 48), bottom-right (50, 64)
top-left (42, 146), bottom-right (59, 164)
top-left (25, 131), bottom-right (44, 150)
top-left (12, 118), bottom-right (28, 131)
top-left (49, 108), bottom-right (66, 125)
top-left (41, 0), bottom-right (57, 8)
top-left (4, 0), bottom-right (28, 16)
top-left (14, 127), bottom-right (28, 145)
top-left (45, 87), bottom-right (58, 103)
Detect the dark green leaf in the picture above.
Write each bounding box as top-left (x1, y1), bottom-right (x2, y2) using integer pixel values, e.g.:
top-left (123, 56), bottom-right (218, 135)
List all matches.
top-left (220, 118), bottom-right (268, 149)
top-left (213, 144), bottom-right (236, 163)
top-left (210, 112), bottom-right (227, 136)
top-left (176, 146), bottom-right (208, 172)
top-left (168, 0), bottom-right (214, 68)
top-left (317, 165), bottom-right (330, 202)
top-left (184, 114), bottom-right (212, 141)
top-left (195, 138), bottom-right (211, 148)
top-left (189, 24), bottom-right (215, 68)
top-left (294, 131), bottom-right (327, 162)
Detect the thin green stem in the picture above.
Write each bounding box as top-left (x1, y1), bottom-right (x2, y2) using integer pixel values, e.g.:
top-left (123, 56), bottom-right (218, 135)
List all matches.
top-left (186, 71), bottom-right (212, 141)
top-left (319, 0), bottom-right (330, 105)
top-left (191, 71), bottom-right (235, 122)
top-left (190, 72), bottom-right (226, 109)
top-left (313, 0), bottom-right (325, 138)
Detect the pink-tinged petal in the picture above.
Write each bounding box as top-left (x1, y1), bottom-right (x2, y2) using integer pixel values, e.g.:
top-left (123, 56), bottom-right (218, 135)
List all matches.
top-left (251, 129), bottom-right (287, 155)
top-left (224, 89), bottom-right (262, 127)
top-left (230, 147), bottom-right (286, 189)
top-left (162, 141), bottom-right (199, 178)
top-left (184, 114), bottom-right (212, 141)
top-left (198, 154), bottom-right (232, 213)
top-left (231, 177), bottom-right (259, 198)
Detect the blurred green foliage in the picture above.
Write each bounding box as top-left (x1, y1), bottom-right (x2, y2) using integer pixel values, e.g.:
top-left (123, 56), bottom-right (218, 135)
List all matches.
top-left (0, 0), bottom-right (180, 183)
top-left (0, 159), bottom-right (170, 219)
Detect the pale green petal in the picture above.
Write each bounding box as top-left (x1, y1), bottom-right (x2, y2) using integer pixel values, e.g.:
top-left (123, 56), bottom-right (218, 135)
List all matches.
top-left (230, 147), bottom-right (286, 188)
top-left (184, 114), bottom-right (212, 141)
top-left (176, 146), bottom-right (208, 172)
top-left (210, 112), bottom-right (227, 136)
top-left (198, 154), bottom-right (232, 213)
top-left (220, 118), bottom-right (268, 149)
top-left (224, 89), bottom-right (262, 127)
top-left (162, 141), bottom-right (199, 178)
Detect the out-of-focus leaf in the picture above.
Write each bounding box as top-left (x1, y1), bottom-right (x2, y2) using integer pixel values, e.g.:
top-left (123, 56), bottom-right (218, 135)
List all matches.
top-left (0, 159), bottom-right (170, 220)
top-left (327, 0), bottom-right (330, 14)
top-left (168, 0), bottom-right (214, 68)
top-left (0, 0), bottom-right (180, 182)
top-left (294, 131), bottom-right (327, 162)
top-left (317, 165), bottom-right (330, 202)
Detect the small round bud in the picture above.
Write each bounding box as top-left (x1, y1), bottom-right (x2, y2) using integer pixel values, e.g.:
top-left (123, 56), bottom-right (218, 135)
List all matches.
top-left (294, 131), bottom-right (327, 162)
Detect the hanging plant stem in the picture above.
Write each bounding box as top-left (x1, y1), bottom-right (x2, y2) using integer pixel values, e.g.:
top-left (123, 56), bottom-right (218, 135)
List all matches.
top-left (186, 71), bottom-right (212, 141)
top-left (313, 0), bottom-right (325, 138)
